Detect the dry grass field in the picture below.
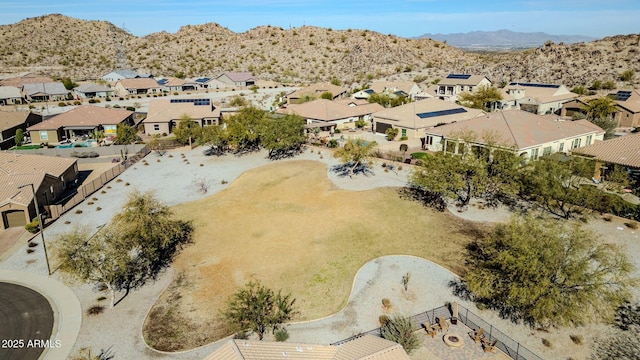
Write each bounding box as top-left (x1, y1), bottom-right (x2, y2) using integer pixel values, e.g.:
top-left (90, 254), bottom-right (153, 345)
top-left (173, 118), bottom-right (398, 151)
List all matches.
top-left (143, 160), bottom-right (487, 351)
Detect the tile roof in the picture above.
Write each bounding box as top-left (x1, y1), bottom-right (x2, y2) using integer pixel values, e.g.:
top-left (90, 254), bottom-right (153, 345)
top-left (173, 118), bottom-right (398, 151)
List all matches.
top-left (276, 99), bottom-right (383, 122)
top-left (373, 98), bottom-right (485, 129)
top-left (573, 133), bottom-right (640, 168)
top-left (0, 86), bottom-right (23, 99)
top-left (27, 105), bottom-right (133, 130)
top-left (370, 81), bottom-right (419, 95)
top-left (504, 83), bottom-right (577, 104)
top-left (74, 83), bottom-right (113, 93)
top-left (220, 72), bottom-right (255, 82)
top-left (426, 109), bottom-right (604, 150)
top-left (613, 89), bottom-right (640, 113)
top-left (0, 153), bottom-right (76, 207)
top-left (104, 69), bottom-right (139, 79)
top-left (23, 82), bottom-right (69, 96)
top-left (117, 78), bottom-right (160, 89)
top-left (438, 74), bottom-right (490, 86)
top-left (0, 110), bottom-right (32, 131)
top-left (0, 75), bottom-right (54, 87)
top-left (288, 83), bottom-right (348, 100)
top-left (204, 335), bottom-right (409, 360)
top-left (143, 98), bottom-right (221, 124)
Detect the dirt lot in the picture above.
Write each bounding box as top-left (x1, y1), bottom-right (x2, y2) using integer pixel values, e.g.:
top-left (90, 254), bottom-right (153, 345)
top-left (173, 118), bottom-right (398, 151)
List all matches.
top-left (144, 160), bottom-right (486, 350)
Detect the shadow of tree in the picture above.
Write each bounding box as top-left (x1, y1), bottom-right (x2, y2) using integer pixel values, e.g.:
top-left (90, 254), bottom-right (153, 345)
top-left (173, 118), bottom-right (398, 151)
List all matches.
top-left (397, 186), bottom-right (447, 212)
top-left (330, 162), bottom-right (375, 178)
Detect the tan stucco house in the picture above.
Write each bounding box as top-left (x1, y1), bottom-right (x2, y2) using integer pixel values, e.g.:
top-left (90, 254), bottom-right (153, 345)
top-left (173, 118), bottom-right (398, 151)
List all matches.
top-left (143, 98), bottom-right (221, 136)
top-left (0, 110), bottom-right (43, 150)
top-left (287, 83), bottom-right (348, 104)
top-left (435, 74), bottom-right (492, 102)
top-left (502, 82), bottom-right (577, 115)
top-left (114, 78), bottom-right (161, 97)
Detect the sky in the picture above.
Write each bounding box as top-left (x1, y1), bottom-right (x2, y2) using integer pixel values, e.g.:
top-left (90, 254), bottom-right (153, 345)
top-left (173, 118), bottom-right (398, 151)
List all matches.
top-left (0, 0), bottom-right (638, 39)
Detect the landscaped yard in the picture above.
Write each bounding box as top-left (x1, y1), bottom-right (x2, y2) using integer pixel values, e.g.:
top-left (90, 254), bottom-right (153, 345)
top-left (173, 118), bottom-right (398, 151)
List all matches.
top-left (143, 160), bottom-right (488, 351)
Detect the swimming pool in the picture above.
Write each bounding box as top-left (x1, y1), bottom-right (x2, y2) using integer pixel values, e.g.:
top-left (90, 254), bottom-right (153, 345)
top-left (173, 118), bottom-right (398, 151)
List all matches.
top-left (56, 140), bottom-right (97, 148)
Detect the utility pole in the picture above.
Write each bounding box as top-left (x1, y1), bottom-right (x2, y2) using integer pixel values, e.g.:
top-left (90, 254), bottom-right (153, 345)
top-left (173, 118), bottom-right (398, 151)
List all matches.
top-left (19, 183), bottom-right (51, 275)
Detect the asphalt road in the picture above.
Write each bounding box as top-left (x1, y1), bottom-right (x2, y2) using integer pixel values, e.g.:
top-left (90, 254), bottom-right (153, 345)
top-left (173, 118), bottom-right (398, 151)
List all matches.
top-left (0, 282), bottom-right (54, 360)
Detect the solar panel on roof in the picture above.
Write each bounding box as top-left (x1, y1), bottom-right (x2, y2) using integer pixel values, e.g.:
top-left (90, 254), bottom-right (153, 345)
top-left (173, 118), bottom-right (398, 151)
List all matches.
top-left (446, 74), bottom-right (472, 79)
top-left (169, 98), bottom-right (211, 106)
top-left (616, 91), bottom-right (632, 101)
top-left (509, 82), bottom-right (560, 88)
top-left (157, 79), bottom-right (168, 85)
top-left (417, 108), bottom-right (467, 119)
top-left (195, 77), bottom-right (210, 83)
top-left (364, 89), bottom-right (375, 94)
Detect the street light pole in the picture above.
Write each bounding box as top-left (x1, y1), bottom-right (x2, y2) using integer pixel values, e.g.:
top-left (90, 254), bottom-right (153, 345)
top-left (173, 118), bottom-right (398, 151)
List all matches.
top-left (19, 183), bottom-right (51, 275)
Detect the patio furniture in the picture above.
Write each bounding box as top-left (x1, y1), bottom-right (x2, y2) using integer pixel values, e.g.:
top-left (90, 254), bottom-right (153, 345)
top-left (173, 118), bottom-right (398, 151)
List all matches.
top-left (438, 316), bottom-right (449, 332)
top-left (483, 339), bottom-right (498, 353)
top-left (470, 328), bottom-right (485, 343)
top-left (451, 302), bottom-right (459, 325)
top-left (423, 322), bottom-right (438, 338)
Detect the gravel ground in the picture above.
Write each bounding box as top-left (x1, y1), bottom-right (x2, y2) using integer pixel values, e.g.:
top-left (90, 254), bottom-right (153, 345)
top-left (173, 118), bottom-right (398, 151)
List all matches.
top-left (1, 145), bottom-right (638, 360)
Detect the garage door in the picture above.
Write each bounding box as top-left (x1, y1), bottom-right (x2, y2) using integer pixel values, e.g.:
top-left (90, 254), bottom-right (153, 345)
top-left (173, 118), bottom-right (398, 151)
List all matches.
top-left (375, 122), bottom-right (392, 135)
top-left (2, 210), bottom-right (27, 228)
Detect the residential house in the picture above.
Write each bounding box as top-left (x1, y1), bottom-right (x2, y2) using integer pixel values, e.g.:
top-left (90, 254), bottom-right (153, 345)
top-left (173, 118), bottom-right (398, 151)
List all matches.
top-left (611, 89), bottom-right (640, 128)
top-left (100, 69), bottom-right (143, 83)
top-left (502, 82), bottom-right (577, 115)
top-left (286, 83), bottom-right (348, 104)
top-left (353, 81), bottom-right (422, 101)
top-left (204, 334), bottom-right (410, 360)
top-left (0, 152), bottom-right (78, 230)
top-left (276, 98), bottom-right (383, 131)
top-left (0, 110), bottom-right (43, 150)
top-left (572, 132), bottom-right (640, 181)
top-left (372, 98), bottom-right (485, 142)
top-left (423, 109), bottom-right (604, 160)
top-left (73, 83), bottom-right (115, 99)
top-left (193, 76), bottom-right (226, 90)
top-left (216, 72), bottom-right (256, 87)
top-left (114, 78), bottom-right (161, 97)
top-left (435, 74), bottom-right (492, 102)
top-left (156, 77), bottom-right (198, 93)
top-left (23, 82), bottom-right (69, 102)
top-left (143, 98), bottom-right (221, 136)
top-left (27, 105), bottom-right (135, 144)
top-left (0, 74), bottom-right (53, 88)
top-left (0, 86), bottom-right (24, 106)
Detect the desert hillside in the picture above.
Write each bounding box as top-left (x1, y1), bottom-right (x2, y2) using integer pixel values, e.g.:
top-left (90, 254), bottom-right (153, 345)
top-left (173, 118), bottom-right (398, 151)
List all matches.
top-left (0, 14), bottom-right (638, 88)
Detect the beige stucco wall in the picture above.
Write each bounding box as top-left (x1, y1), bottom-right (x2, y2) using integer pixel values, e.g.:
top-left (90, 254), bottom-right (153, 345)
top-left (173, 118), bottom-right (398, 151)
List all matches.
top-left (144, 122), bottom-right (171, 136)
top-left (31, 129), bottom-right (62, 145)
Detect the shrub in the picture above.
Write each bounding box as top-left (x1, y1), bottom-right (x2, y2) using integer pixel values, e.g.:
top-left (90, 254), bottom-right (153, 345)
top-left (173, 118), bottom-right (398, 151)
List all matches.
top-left (73, 100), bottom-right (81, 105)
top-left (625, 221), bottom-right (638, 229)
top-left (334, 128), bottom-right (341, 134)
top-left (113, 104), bottom-right (121, 108)
top-left (126, 106), bottom-right (136, 111)
top-left (87, 305), bottom-right (104, 316)
top-left (25, 220), bottom-right (40, 234)
top-left (327, 139), bottom-right (338, 148)
top-left (382, 298), bottom-right (392, 310)
top-left (379, 315), bottom-right (390, 326)
top-left (542, 338), bottom-right (552, 348)
top-left (58, 102), bottom-right (67, 107)
top-left (96, 207), bottom-right (102, 211)
top-left (75, 209), bottom-right (83, 214)
top-left (570, 334), bottom-right (583, 345)
top-left (380, 316), bottom-right (421, 354)
top-left (28, 241), bottom-right (38, 248)
top-left (274, 328), bottom-right (289, 342)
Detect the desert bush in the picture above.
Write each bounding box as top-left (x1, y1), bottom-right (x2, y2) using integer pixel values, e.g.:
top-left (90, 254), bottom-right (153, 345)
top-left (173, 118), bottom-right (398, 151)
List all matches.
top-left (542, 338), bottom-right (552, 347)
top-left (25, 220), bottom-right (40, 233)
top-left (274, 328), bottom-right (289, 342)
top-left (570, 334), bottom-right (583, 345)
top-left (75, 209), bottom-right (83, 214)
top-left (380, 316), bottom-right (421, 354)
top-left (87, 305), bottom-right (104, 316)
top-left (58, 102), bottom-right (67, 107)
top-left (382, 298), bottom-right (392, 310)
top-left (379, 315), bottom-right (390, 326)
top-left (625, 221), bottom-right (638, 229)
top-left (28, 241), bottom-right (38, 248)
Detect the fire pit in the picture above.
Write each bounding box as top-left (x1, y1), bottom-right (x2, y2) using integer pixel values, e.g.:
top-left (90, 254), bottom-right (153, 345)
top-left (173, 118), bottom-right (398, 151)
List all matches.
top-left (443, 333), bottom-right (464, 347)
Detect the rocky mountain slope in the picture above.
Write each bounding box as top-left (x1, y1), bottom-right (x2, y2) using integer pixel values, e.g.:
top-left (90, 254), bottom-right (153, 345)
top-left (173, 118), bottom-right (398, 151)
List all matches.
top-left (0, 14), bottom-right (638, 89)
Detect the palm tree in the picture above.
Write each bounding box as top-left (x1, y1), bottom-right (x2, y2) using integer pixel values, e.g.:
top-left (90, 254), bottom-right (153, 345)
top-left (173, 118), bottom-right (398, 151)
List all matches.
top-left (582, 96), bottom-right (617, 121)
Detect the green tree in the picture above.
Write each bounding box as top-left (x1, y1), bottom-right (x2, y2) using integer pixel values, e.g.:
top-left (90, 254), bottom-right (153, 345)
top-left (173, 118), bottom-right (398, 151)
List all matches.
top-left (173, 115), bottom-right (200, 145)
top-left (261, 114), bottom-right (306, 159)
top-left (113, 123), bottom-right (140, 145)
top-left (519, 154), bottom-right (596, 219)
top-left (14, 128), bottom-right (24, 147)
top-left (229, 95), bottom-right (247, 107)
top-left (571, 85), bottom-right (587, 95)
top-left (319, 91), bottom-right (333, 100)
top-left (330, 77), bottom-right (341, 86)
top-left (368, 93), bottom-right (408, 107)
top-left (198, 124), bottom-right (228, 155)
top-left (458, 85), bottom-right (503, 111)
top-left (385, 127), bottom-right (399, 140)
top-left (380, 315), bottom-right (421, 354)
top-left (222, 281), bottom-right (297, 340)
top-left (61, 77), bottom-right (78, 90)
top-left (462, 216), bottom-right (636, 328)
top-left (57, 192), bottom-right (193, 307)
top-left (620, 69), bottom-right (636, 83)
top-left (333, 138), bottom-right (378, 177)
top-left (582, 96), bottom-right (617, 122)
top-left (226, 106), bottom-right (265, 153)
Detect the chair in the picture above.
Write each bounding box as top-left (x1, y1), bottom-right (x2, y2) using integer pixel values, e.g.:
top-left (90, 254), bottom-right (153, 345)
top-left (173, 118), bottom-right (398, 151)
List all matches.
top-left (483, 339), bottom-right (497, 353)
top-left (423, 322), bottom-right (438, 338)
top-left (438, 316), bottom-right (449, 332)
top-left (470, 328), bottom-right (485, 343)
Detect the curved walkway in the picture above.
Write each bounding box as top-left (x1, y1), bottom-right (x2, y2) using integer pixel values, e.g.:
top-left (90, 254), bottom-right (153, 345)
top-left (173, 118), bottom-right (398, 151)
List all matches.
top-left (0, 270), bottom-right (81, 360)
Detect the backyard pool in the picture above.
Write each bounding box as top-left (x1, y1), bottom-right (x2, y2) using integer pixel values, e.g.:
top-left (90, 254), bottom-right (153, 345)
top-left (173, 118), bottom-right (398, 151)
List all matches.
top-left (56, 140), bottom-right (97, 148)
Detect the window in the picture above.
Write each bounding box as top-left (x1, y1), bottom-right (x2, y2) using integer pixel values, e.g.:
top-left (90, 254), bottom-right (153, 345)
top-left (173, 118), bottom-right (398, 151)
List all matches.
top-left (40, 131), bottom-right (48, 141)
top-left (531, 148), bottom-right (540, 160)
top-left (571, 138), bottom-right (581, 149)
top-left (559, 142), bottom-right (564, 152)
top-left (542, 146), bottom-right (552, 156)
top-left (425, 136), bottom-right (433, 146)
top-left (586, 135), bottom-right (593, 145)
top-left (401, 129), bottom-right (406, 137)
top-left (153, 124), bottom-right (160, 131)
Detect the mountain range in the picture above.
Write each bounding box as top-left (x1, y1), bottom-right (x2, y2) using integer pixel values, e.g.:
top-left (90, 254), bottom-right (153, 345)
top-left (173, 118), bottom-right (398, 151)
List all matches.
top-left (0, 14), bottom-right (638, 90)
top-left (418, 29), bottom-right (597, 49)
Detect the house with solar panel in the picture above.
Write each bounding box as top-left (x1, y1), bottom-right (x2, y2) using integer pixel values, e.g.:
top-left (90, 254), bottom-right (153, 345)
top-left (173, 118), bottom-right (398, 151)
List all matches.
top-left (561, 90), bottom-right (640, 129)
top-left (501, 82), bottom-right (578, 115)
top-left (192, 76), bottom-right (225, 90)
top-left (114, 78), bottom-right (161, 97)
top-left (423, 109), bottom-right (604, 161)
top-left (372, 98), bottom-right (485, 143)
top-left (155, 77), bottom-right (199, 93)
top-left (142, 98), bottom-right (221, 136)
top-left (435, 74), bottom-right (492, 102)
